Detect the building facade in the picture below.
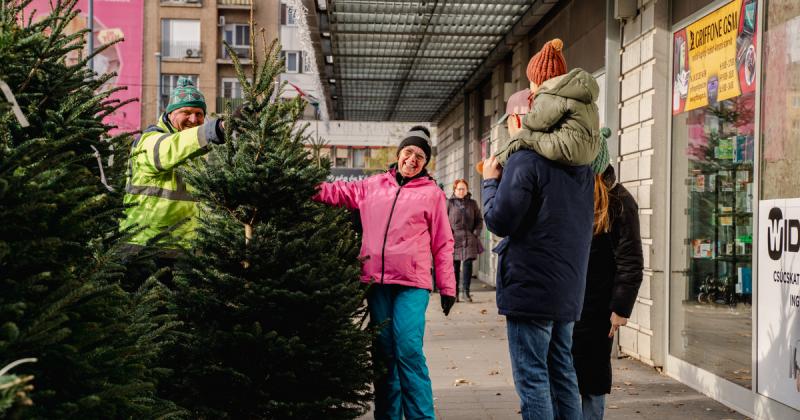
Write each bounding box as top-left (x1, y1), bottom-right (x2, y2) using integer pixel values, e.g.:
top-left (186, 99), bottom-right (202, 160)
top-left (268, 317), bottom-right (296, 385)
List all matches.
top-left (141, 0), bottom-right (279, 127)
top-left (432, 0), bottom-right (800, 417)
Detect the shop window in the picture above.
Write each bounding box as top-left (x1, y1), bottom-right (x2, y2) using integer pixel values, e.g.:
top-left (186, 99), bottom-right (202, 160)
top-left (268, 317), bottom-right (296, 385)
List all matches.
top-left (334, 147), bottom-right (349, 168)
top-left (352, 148), bottom-right (368, 168)
top-left (668, 0), bottom-right (757, 390)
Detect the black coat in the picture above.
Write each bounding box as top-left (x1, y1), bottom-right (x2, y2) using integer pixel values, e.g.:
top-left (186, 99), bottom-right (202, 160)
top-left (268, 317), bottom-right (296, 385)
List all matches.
top-left (572, 166), bottom-right (644, 395)
top-left (447, 195), bottom-right (483, 261)
top-left (482, 150), bottom-right (594, 321)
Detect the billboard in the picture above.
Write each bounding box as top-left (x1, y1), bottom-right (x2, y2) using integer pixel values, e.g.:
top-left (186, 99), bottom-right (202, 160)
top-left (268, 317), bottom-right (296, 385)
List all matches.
top-left (758, 198), bottom-right (800, 410)
top-left (672, 0), bottom-right (758, 114)
top-left (26, 0), bottom-right (143, 134)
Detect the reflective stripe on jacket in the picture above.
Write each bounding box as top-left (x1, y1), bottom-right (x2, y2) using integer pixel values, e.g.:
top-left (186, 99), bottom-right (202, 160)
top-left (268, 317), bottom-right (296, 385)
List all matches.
top-left (120, 114), bottom-right (220, 247)
top-left (313, 170), bottom-right (457, 296)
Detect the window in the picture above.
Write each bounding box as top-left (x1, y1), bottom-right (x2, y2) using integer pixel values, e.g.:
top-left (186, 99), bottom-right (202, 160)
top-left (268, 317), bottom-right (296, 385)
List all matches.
top-left (161, 19), bottom-right (201, 58)
top-left (222, 24), bottom-right (251, 58)
top-left (669, 1), bottom-right (757, 390)
top-left (161, 74), bottom-right (198, 110)
top-left (281, 3), bottom-right (298, 26)
top-left (352, 148), bottom-right (368, 168)
top-left (334, 147), bottom-right (349, 167)
top-left (283, 51), bottom-right (302, 73)
top-left (221, 78), bottom-right (243, 99)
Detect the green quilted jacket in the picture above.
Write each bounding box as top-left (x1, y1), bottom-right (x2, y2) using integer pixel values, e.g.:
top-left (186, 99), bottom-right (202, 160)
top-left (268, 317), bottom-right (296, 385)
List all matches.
top-left (496, 68), bottom-right (601, 166)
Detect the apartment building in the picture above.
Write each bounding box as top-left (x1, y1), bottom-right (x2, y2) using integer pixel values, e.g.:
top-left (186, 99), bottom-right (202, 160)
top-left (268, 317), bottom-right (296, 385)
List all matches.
top-left (141, 0), bottom-right (279, 128)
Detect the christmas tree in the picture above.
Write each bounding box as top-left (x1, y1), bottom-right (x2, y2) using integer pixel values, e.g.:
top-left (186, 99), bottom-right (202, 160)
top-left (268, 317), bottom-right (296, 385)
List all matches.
top-left (163, 37), bottom-right (374, 418)
top-left (0, 1), bottom-right (179, 417)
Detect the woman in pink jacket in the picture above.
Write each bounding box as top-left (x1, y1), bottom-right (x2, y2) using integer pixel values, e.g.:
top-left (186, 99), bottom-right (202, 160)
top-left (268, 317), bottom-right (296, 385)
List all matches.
top-left (314, 126), bottom-right (456, 419)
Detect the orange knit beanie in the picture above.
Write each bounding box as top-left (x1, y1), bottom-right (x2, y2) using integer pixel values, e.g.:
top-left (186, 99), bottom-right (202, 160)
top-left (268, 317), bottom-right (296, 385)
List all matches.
top-left (526, 38), bottom-right (567, 86)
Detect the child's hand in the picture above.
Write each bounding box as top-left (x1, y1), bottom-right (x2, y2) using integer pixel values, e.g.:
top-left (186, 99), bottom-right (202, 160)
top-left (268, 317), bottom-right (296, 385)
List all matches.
top-left (507, 113), bottom-right (522, 137)
top-left (482, 156), bottom-right (502, 180)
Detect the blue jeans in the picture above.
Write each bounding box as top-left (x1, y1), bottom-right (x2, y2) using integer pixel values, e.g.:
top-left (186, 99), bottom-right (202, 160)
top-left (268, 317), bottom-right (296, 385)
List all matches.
top-left (581, 394), bottom-right (605, 420)
top-left (368, 285), bottom-right (434, 420)
top-left (507, 318), bottom-right (582, 420)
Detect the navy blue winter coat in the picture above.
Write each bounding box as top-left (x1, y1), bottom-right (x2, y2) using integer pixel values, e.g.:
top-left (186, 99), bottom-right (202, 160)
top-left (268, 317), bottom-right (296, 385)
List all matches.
top-left (482, 150), bottom-right (594, 321)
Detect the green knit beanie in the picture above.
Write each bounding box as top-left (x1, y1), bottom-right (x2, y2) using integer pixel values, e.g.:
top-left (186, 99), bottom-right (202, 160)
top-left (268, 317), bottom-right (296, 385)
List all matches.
top-left (591, 127), bottom-right (611, 174)
top-left (166, 77), bottom-right (206, 114)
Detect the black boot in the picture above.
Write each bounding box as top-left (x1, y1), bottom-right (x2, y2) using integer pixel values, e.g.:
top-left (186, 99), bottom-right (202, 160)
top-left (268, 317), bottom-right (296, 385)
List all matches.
top-left (464, 289), bottom-right (473, 303)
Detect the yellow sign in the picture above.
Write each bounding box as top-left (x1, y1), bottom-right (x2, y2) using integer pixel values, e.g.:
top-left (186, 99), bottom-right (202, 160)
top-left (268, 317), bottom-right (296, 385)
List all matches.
top-left (673, 0), bottom-right (743, 113)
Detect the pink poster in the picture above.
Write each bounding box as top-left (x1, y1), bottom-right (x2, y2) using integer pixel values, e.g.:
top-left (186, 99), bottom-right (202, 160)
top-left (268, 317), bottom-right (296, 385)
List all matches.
top-left (26, 0), bottom-right (143, 135)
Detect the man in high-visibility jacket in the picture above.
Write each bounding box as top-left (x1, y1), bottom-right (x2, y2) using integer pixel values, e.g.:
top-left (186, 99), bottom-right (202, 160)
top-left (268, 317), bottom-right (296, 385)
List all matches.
top-left (120, 77), bottom-right (225, 253)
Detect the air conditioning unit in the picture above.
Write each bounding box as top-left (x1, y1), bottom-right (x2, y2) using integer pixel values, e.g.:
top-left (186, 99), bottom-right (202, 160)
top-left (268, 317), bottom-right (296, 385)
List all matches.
top-left (185, 48), bottom-right (201, 58)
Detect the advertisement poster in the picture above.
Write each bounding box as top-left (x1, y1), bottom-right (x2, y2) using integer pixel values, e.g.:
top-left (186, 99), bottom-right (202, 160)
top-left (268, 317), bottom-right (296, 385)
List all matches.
top-left (673, 0), bottom-right (758, 114)
top-left (26, 0), bottom-right (144, 134)
top-left (758, 199), bottom-right (800, 410)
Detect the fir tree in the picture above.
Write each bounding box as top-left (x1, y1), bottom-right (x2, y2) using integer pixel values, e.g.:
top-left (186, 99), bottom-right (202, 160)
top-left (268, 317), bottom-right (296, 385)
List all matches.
top-left (164, 37), bottom-right (374, 418)
top-left (0, 1), bottom-right (179, 417)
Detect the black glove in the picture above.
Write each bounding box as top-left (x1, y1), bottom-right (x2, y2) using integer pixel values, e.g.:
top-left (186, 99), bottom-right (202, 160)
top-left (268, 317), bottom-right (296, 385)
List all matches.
top-left (441, 295), bottom-right (456, 316)
top-left (211, 119), bottom-right (225, 144)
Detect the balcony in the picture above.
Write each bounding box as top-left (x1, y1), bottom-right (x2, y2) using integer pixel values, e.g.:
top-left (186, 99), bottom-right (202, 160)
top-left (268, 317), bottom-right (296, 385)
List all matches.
top-left (219, 0), bottom-right (252, 9)
top-left (217, 97), bottom-right (245, 113)
top-left (221, 45), bottom-right (251, 60)
top-left (161, 41), bottom-right (202, 60)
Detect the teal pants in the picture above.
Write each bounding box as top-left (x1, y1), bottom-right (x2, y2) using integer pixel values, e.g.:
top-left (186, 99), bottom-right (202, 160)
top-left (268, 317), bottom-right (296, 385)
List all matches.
top-left (368, 285), bottom-right (435, 420)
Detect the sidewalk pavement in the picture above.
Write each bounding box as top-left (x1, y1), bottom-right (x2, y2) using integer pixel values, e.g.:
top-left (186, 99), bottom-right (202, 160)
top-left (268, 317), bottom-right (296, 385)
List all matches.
top-left (359, 283), bottom-right (750, 420)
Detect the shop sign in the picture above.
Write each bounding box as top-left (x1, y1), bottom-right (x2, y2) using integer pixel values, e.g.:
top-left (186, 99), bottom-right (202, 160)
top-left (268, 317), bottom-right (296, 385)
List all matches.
top-left (673, 0), bottom-right (758, 114)
top-left (327, 168), bottom-right (380, 182)
top-left (758, 198), bottom-right (800, 409)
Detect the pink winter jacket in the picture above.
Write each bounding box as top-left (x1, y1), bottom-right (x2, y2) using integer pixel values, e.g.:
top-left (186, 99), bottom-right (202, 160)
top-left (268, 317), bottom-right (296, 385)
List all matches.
top-left (314, 170), bottom-right (456, 297)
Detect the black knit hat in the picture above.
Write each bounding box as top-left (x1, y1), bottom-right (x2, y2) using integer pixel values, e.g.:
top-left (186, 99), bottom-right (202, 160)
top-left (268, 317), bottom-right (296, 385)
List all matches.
top-left (397, 125), bottom-right (432, 166)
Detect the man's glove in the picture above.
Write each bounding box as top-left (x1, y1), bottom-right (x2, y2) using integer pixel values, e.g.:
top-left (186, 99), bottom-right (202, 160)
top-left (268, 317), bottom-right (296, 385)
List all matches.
top-left (441, 295), bottom-right (456, 316)
top-left (212, 119), bottom-right (225, 144)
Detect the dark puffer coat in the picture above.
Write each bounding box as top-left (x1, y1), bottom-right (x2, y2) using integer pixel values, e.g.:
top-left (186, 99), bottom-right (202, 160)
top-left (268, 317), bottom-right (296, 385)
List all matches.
top-left (447, 194), bottom-right (483, 261)
top-left (572, 166), bottom-right (644, 396)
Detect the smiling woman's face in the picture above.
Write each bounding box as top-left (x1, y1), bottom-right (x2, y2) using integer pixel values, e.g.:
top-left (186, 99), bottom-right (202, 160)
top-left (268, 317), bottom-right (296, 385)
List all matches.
top-left (397, 145), bottom-right (426, 178)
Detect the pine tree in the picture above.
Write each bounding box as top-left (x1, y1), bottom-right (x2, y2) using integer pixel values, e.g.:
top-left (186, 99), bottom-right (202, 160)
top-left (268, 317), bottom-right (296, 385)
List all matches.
top-left (164, 37), bottom-right (374, 418)
top-left (0, 1), bottom-right (179, 417)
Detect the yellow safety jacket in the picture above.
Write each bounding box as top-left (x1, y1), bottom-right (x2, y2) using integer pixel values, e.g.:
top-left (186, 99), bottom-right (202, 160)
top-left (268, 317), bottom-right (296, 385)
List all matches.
top-left (120, 114), bottom-right (220, 247)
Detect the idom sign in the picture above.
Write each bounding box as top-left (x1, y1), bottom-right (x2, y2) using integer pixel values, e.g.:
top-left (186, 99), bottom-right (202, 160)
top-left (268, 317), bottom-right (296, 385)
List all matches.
top-left (766, 207), bottom-right (800, 260)
top-left (758, 198), bottom-right (800, 410)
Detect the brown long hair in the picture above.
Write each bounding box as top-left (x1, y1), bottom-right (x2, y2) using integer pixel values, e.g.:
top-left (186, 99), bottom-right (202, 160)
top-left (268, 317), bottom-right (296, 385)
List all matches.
top-left (593, 174), bottom-right (610, 235)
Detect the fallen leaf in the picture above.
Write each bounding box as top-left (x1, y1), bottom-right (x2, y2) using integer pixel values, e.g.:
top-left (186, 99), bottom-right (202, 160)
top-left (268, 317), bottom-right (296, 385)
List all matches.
top-left (453, 378), bottom-right (473, 386)
top-left (608, 405), bottom-right (619, 409)
top-left (489, 370), bottom-right (500, 375)
top-left (480, 309), bottom-right (488, 314)
top-left (496, 392), bottom-right (502, 396)
top-left (623, 381), bottom-right (632, 386)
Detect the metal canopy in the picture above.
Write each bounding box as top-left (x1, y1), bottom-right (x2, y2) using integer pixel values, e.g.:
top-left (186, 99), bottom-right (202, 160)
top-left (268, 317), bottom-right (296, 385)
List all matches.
top-left (317, 0), bottom-right (555, 122)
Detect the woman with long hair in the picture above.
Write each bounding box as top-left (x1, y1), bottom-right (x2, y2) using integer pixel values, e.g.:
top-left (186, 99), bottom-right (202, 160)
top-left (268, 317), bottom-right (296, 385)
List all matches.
top-left (572, 130), bottom-right (644, 420)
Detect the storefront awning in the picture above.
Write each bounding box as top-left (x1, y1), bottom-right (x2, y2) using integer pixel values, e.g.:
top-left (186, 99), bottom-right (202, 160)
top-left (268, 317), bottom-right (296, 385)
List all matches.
top-left (312, 0), bottom-right (561, 122)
